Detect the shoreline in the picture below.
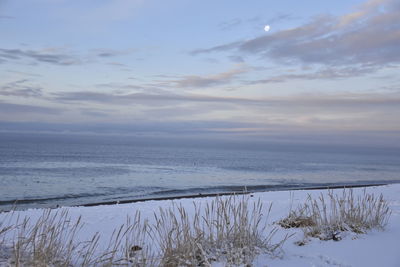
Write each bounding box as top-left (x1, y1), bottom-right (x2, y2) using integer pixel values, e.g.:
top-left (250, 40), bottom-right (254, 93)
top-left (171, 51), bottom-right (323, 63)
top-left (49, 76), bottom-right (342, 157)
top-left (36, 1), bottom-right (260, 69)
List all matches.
top-left (80, 182), bottom-right (388, 208)
top-left (0, 182), bottom-right (394, 212)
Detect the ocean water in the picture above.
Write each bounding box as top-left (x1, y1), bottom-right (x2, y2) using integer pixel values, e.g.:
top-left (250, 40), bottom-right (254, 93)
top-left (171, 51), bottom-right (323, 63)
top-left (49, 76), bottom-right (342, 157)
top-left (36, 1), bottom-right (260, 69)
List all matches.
top-left (1, 133), bottom-right (400, 211)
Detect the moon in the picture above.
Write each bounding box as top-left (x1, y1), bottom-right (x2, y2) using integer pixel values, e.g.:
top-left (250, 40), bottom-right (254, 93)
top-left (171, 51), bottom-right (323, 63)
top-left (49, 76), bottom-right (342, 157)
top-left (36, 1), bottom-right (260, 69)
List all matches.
top-left (264, 25), bottom-right (270, 32)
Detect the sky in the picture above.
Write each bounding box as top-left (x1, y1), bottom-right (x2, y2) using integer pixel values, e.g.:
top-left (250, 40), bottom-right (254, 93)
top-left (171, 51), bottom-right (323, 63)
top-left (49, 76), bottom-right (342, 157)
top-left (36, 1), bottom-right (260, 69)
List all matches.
top-left (0, 0), bottom-right (399, 145)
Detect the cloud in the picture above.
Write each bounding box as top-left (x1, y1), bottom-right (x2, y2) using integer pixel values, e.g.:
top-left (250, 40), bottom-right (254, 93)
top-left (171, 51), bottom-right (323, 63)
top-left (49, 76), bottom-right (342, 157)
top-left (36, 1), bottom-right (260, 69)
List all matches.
top-left (228, 56), bottom-right (244, 63)
top-left (91, 48), bottom-right (135, 58)
top-left (0, 48), bottom-right (81, 65)
top-left (286, 92), bottom-right (400, 108)
top-left (2, 88), bottom-right (400, 143)
top-left (6, 70), bottom-right (41, 77)
top-left (52, 90), bottom-right (259, 107)
top-left (247, 66), bottom-right (376, 84)
top-left (51, 87), bottom-right (400, 112)
top-left (106, 62), bottom-right (128, 67)
top-left (0, 47), bottom-right (136, 66)
top-left (337, 0), bottom-right (387, 27)
top-left (95, 82), bottom-right (143, 91)
top-left (0, 79), bottom-right (43, 97)
top-left (189, 41), bottom-right (242, 56)
top-left (0, 101), bottom-right (61, 114)
top-left (191, 0), bottom-right (400, 69)
top-left (171, 65), bottom-right (249, 88)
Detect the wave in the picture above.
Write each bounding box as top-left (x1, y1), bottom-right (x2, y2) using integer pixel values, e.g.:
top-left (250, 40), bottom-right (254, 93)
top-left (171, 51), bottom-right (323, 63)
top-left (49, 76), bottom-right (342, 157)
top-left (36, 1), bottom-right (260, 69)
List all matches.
top-left (148, 180), bottom-right (398, 197)
top-left (0, 192), bottom-right (110, 206)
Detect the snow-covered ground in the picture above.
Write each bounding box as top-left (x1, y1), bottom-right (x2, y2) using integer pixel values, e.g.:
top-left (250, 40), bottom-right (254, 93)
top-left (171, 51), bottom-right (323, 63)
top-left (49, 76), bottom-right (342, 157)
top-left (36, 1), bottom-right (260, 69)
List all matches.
top-left (1, 183), bottom-right (400, 266)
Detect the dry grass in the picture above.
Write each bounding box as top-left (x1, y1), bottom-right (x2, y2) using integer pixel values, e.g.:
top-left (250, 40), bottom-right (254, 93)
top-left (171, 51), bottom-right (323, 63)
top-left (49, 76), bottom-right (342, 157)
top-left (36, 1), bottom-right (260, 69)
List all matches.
top-left (0, 210), bottom-right (15, 264)
top-left (278, 189), bottom-right (391, 241)
top-left (152, 196), bottom-right (287, 266)
top-left (8, 210), bottom-right (90, 266)
top-left (0, 195), bottom-right (287, 266)
top-left (0, 209), bottom-right (142, 266)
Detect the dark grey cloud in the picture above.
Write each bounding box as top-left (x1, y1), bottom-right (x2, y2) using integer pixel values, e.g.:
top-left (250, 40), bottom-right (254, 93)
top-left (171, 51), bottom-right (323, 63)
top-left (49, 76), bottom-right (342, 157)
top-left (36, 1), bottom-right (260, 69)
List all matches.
top-left (0, 79), bottom-right (43, 97)
top-left (192, 0), bottom-right (400, 69)
top-left (0, 101), bottom-right (61, 114)
top-left (247, 66), bottom-right (376, 84)
top-left (96, 82), bottom-right (143, 91)
top-left (228, 55), bottom-right (244, 63)
top-left (0, 48), bottom-right (81, 65)
top-left (0, 47), bottom-right (135, 66)
top-left (98, 52), bottom-right (117, 58)
top-left (106, 62), bottom-right (128, 67)
top-left (92, 48), bottom-right (134, 58)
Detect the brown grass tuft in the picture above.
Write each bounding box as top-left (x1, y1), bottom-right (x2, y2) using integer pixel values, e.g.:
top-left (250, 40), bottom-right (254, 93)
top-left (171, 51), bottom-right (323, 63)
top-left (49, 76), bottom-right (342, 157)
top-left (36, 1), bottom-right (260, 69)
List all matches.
top-left (278, 189), bottom-right (391, 241)
top-left (0, 194), bottom-right (288, 266)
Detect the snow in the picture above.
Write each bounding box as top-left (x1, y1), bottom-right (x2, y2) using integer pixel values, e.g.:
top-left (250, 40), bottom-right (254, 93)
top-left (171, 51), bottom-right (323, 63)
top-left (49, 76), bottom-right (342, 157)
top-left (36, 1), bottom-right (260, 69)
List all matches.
top-left (1, 183), bottom-right (400, 266)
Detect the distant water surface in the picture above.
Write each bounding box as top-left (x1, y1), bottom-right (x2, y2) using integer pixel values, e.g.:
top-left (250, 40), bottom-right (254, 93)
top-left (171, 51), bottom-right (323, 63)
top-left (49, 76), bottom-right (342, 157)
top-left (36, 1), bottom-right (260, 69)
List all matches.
top-left (1, 133), bottom-right (399, 210)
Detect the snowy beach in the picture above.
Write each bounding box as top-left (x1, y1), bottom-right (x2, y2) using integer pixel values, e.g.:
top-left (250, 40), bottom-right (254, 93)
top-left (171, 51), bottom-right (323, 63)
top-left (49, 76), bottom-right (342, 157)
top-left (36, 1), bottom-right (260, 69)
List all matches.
top-left (1, 183), bottom-right (399, 266)
top-left (2, 0), bottom-right (400, 265)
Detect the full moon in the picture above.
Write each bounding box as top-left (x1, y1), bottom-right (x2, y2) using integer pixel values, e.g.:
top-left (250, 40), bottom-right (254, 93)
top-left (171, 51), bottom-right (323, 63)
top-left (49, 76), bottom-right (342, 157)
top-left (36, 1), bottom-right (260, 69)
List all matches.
top-left (264, 25), bottom-right (270, 32)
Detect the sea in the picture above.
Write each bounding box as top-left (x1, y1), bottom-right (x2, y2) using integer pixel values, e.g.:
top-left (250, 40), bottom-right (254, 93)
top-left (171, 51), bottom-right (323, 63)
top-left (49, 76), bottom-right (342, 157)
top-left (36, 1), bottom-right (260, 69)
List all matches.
top-left (1, 132), bottom-right (400, 211)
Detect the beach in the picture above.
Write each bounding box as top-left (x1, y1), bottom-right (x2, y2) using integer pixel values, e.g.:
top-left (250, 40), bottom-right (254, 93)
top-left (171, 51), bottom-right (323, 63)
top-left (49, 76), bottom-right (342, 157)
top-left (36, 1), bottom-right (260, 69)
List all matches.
top-left (1, 183), bottom-right (399, 266)
top-left (2, 0), bottom-right (400, 265)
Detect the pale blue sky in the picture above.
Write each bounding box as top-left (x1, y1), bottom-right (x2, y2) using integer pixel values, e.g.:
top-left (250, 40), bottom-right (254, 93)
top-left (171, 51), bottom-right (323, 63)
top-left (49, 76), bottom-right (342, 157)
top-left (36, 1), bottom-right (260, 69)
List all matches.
top-left (0, 0), bottom-right (399, 145)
